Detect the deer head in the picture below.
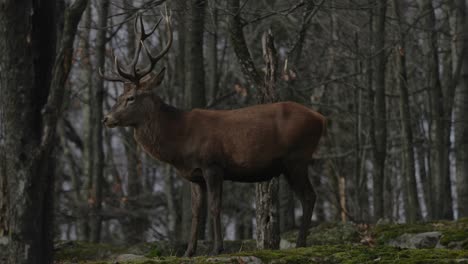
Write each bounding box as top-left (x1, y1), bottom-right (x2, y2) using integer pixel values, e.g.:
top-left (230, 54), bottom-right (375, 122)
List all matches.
top-left (101, 12), bottom-right (172, 128)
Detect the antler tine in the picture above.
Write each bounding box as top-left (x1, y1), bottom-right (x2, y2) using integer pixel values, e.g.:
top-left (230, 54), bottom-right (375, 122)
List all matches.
top-left (150, 7), bottom-right (173, 64)
top-left (123, 13), bottom-right (144, 80)
top-left (115, 55), bottom-right (137, 82)
top-left (139, 12), bottom-right (173, 78)
top-left (99, 67), bottom-right (128, 83)
top-left (100, 11), bottom-right (168, 85)
top-left (139, 14), bottom-right (162, 41)
top-left (126, 14), bottom-right (162, 82)
top-left (99, 50), bottom-right (130, 83)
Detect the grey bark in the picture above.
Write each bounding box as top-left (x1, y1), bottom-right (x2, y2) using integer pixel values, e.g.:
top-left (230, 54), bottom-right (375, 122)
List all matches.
top-left (371, 0), bottom-right (388, 221)
top-left (207, 0), bottom-right (219, 101)
top-left (417, 0), bottom-right (453, 220)
top-left (89, 0), bottom-right (109, 242)
top-left (353, 31), bottom-right (369, 222)
top-left (188, 0), bottom-right (207, 108)
top-left (452, 0), bottom-right (468, 217)
top-left (79, 2), bottom-right (92, 241)
top-left (0, 0), bottom-right (87, 263)
top-left (393, 0), bottom-right (421, 223)
top-left (255, 32), bottom-right (281, 249)
top-left (366, 0), bottom-right (377, 221)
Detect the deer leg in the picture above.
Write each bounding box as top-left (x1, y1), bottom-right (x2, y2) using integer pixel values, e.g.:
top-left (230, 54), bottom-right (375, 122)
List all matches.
top-left (284, 162), bottom-right (316, 247)
top-left (204, 165), bottom-right (224, 255)
top-left (183, 182), bottom-right (206, 257)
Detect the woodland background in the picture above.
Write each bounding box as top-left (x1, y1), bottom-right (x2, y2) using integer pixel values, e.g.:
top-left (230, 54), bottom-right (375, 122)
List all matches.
top-left (0, 0), bottom-right (467, 263)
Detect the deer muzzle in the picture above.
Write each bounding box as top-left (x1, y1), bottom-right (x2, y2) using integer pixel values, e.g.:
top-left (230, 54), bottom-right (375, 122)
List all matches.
top-left (102, 115), bottom-right (118, 128)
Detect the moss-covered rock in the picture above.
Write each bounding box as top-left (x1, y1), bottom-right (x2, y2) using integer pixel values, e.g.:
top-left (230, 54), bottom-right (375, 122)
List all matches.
top-left (54, 219), bottom-right (468, 263)
top-left (373, 218), bottom-right (468, 248)
top-left (386, 231), bottom-right (442, 249)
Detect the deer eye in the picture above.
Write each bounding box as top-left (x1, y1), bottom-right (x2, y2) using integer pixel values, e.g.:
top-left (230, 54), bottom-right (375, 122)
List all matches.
top-left (126, 96), bottom-right (135, 102)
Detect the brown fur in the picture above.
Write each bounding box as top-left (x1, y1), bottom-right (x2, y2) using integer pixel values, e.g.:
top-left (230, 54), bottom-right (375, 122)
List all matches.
top-left (103, 74), bottom-right (326, 256)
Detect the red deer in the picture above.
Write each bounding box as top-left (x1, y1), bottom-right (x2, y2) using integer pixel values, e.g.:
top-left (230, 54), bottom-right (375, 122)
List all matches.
top-left (101, 14), bottom-right (326, 257)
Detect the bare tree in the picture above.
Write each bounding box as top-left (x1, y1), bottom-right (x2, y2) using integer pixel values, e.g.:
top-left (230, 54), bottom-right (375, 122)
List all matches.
top-left (393, 0), bottom-right (421, 223)
top-left (89, 0), bottom-right (109, 242)
top-left (371, 0), bottom-right (388, 221)
top-left (417, 0), bottom-right (453, 220)
top-left (0, 0), bottom-right (88, 263)
top-left (452, 0), bottom-right (468, 218)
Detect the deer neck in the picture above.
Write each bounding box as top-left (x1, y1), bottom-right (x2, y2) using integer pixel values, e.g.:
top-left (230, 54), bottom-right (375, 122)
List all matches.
top-left (133, 99), bottom-right (185, 165)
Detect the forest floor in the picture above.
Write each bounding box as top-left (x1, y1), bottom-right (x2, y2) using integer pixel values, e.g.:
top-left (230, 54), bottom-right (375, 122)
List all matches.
top-left (54, 218), bottom-right (468, 264)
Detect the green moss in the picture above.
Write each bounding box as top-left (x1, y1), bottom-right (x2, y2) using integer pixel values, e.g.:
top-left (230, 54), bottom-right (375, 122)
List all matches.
top-left (372, 219), bottom-right (468, 246)
top-left (440, 229), bottom-right (468, 246)
top-left (373, 223), bottom-right (434, 244)
top-left (145, 245), bottom-right (162, 258)
top-left (331, 246), bottom-right (468, 264)
top-left (56, 244), bottom-right (468, 264)
top-left (308, 223), bottom-right (360, 245)
top-left (282, 222), bottom-right (360, 246)
top-left (233, 245), bottom-right (468, 264)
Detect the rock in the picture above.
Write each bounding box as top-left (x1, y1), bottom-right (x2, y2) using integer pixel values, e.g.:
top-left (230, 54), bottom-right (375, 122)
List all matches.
top-left (206, 256), bottom-right (263, 264)
top-left (0, 236), bottom-right (9, 246)
top-left (279, 238), bottom-right (296, 249)
top-left (114, 253), bottom-right (147, 263)
top-left (387, 231), bottom-right (442, 249)
top-left (447, 238), bottom-right (468, 250)
top-left (376, 218), bottom-right (393, 225)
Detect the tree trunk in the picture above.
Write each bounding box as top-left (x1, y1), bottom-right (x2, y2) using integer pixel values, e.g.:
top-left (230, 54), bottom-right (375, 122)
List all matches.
top-left (186, 0), bottom-right (208, 239)
top-left (0, 0), bottom-right (87, 263)
top-left (393, 0), bottom-right (421, 223)
top-left (255, 180), bottom-right (280, 249)
top-left (372, 0), bottom-right (388, 221)
top-left (418, 0), bottom-right (453, 220)
top-left (207, 0), bottom-right (219, 101)
top-left (353, 31), bottom-right (369, 222)
top-left (79, 2), bottom-right (92, 241)
top-left (255, 31), bottom-right (281, 249)
top-left (452, 0), bottom-right (468, 218)
top-left (89, 0), bottom-right (109, 243)
top-left (187, 0), bottom-right (207, 108)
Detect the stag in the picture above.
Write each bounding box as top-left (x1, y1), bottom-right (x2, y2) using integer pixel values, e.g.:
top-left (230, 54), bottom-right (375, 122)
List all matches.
top-left (101, 13), bottom-right (326, 257)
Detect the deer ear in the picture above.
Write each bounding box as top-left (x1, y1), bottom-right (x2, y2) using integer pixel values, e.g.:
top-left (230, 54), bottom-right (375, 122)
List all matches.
top-left (140, 67), bottom-right (166, 90)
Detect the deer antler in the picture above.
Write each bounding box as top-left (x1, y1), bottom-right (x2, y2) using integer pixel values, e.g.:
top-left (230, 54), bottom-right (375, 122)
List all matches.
top-left (139, 7), bottom-right (173, 78)
top-left (99, 51), bottom-right (129, 83)
top-left (100, 8), bottom-right (172, 85)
